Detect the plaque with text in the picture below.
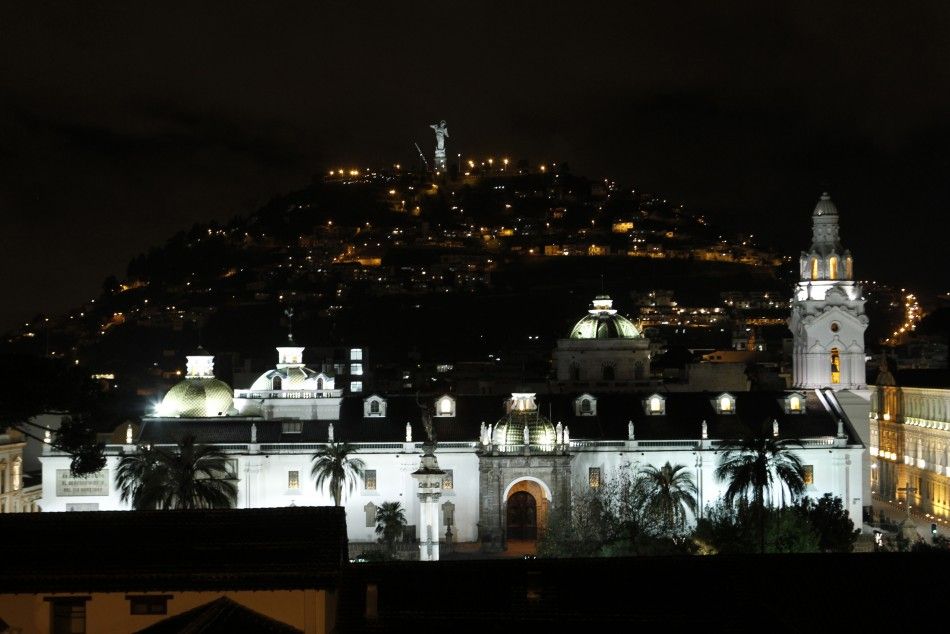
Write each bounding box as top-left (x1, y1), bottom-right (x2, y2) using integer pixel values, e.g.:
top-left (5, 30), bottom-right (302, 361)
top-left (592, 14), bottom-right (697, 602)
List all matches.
top-left (56, 469), bottom-right (109, 497)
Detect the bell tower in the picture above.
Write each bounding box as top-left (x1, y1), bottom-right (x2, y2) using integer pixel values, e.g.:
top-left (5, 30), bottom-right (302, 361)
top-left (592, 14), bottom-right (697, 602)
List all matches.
top-left (789, 193), bottom-right (868, 390)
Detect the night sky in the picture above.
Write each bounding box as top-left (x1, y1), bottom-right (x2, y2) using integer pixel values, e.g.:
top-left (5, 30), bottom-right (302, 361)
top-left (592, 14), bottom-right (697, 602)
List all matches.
top-left (2, 3), bottom-right (949, 332)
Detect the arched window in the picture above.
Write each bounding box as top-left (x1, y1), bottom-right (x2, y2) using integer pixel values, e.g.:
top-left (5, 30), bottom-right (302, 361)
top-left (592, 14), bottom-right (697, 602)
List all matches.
top-left (830, 348), bottom-right (841, 384)
top-left (789, 394), bottom-right (802, 412)
top-left (581, 398), bottom-right (592, 414)
top-left (829, 256), bottom-right (838, 280)
top-left (602, 364), bottom-right (615, 381)
top-left (845, 257), bottom-right (853, 279)
top-left (317, 377), bottom-right (324, 389)
top-left (811, 257), bottom-right (819, 280)
top-left (435, 396), bottom-right (456, 417)
top-left (370, 400), bottom-right (379, 414)
top-left (715, 393), bottom-right (735, 414)
top-left (272, 375), bottom-right (283, 391)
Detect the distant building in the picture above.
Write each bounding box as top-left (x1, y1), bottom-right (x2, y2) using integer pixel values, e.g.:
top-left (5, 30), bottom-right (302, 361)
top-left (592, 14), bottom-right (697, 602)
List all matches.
top-left (552, 295), bottom-right (652, 388)
top-left (0, 428), bottom-right (43, 513)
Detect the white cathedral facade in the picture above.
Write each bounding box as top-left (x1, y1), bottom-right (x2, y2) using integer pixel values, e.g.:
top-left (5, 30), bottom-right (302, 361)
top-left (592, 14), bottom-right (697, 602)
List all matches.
top-left (38, 194), bottom-right (872, 550)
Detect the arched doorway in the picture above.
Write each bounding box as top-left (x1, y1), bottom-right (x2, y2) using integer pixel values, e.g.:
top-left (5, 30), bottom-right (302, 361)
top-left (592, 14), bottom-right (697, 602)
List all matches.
top-left (507, 491), bottom-right (537, 540)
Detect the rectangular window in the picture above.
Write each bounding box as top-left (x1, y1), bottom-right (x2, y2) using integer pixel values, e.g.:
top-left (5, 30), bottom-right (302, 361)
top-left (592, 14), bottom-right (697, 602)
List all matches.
top-left (350, 348), bottom-right (363, 361)
top-left (589, 467), bottom-right (601, 489)
top-left (350, 381), bottom-right (363, 393)
top-left (288, 470), bottom-right (299, 490)
top-left (128, 596), bottom-right (169, 615)
top-left (442, 469), bottom-right (454, 490)
top-left (226, 459), bottom-right (239, 480)
top-left (49, 598), bottom-right (87, 634)
top-left (282, 421), bottom-right (303, 434)
top-left (351, 363), bottom-right (364, 376)
top-left (364, 469), bottom-right (377, 491)
top-left (803, 465), bottom-right (814, 485)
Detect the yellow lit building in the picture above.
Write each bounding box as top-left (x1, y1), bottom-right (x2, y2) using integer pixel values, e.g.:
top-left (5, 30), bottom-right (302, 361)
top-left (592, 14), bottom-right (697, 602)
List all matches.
top-left (0, 428), bottom-right (41, 514)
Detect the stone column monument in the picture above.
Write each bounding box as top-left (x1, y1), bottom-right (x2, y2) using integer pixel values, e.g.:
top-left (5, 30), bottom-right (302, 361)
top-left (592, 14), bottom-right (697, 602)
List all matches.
top-left (411, 408), bottom-right (444, 561)
top-left (430, 120), bottom-right (449, 172)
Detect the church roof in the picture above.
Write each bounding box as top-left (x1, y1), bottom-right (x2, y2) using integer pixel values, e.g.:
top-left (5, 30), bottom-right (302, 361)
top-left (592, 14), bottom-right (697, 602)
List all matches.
top-left (159, 377), bottom-right (234, 418)
top-left (813, 192), bottom-right (839, 216)
top-left (0, 507), bottom-right (346, 594)
top-left (137, 391), bottom-right (858, 446)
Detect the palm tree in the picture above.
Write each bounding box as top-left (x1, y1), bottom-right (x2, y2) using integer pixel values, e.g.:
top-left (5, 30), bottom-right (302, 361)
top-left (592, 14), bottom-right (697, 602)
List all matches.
top-left (114, 436), bottom-right (237, 510)
top-left (715, 436), bottom-right (806, 552)
top-left (311, 442), bottom-right (366, 506)
top-left (638, 462), bottom-right (698, 535)
top-left (375, 501), bottom-right (408, 554)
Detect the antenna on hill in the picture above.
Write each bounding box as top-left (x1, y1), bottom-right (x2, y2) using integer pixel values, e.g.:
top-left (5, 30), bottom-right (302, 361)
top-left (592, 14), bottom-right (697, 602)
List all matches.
top-left (413, 142), bottom-right (430, 173)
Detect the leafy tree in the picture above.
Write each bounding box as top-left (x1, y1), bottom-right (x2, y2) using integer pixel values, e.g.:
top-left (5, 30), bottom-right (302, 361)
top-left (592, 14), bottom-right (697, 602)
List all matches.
top-left (538, 466), bottom-right (694, 558)
top-left (375, 501), bottom-right (408, 554)
top-left (716, 435), bottom-right (806, 553)
top-left (638, 462), bottom-right (698, 536)
top-left (114, 436), bottom-right (236, 509)
top-left (694, 501), bottom-right (819, 554)
top-left (311, 442), bottom-right (366, 506)
top-left (797, 494), bottom-right (860, 552)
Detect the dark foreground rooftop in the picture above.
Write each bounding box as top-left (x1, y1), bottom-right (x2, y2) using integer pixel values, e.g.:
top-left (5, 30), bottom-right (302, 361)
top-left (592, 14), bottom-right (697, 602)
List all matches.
top-left (0, 507), bottom-right (347, 594)
top-left (336, 553), bottom-right (950, 632)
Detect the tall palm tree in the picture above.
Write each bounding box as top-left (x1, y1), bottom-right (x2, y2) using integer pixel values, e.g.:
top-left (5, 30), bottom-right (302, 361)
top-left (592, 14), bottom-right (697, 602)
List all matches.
top-left (375, 501), bottom-right (407, 554)
top-left (311, 442), bottom-right (366, 506)
top-left (115, 436), bottom-right (237, 510)
top-left (715, 436), bottom-right (806, 552)
top-left (638, 462), bottom-right (698, 535)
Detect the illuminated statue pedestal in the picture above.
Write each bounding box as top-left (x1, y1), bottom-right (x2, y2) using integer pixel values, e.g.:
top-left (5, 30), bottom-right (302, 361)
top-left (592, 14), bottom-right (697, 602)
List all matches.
top-left (411, 444), bottom-right (445, 561)
top-left (434, 149), bottom-right (447, 173)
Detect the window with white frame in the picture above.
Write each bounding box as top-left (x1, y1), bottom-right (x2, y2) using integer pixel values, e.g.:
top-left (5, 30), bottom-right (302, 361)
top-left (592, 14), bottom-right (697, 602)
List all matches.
top-left (646, 394), bottom-right (666, 415)
top-left (350, 348), bottom-right (363, 361)
top-left (350, 381), bottom-right (363, 393)
top-left (435, 395), bottom-right (456, 417)
top-left (364, 469), bottom-right (377, 491)
top-left (288, 470), bottom-right (299, 490)
top-left (351, 363), bottom-right (363, 376)
top-left (575, 394), bottom-right (597, 416)
top-left (282, 421), bottom-right (303, 434)
top-left (715, 393), bottom-right (736, 414)
top-left (364, 396), bottom-right (387, 418)
top-left (785, 393), bottom-right (805, 414)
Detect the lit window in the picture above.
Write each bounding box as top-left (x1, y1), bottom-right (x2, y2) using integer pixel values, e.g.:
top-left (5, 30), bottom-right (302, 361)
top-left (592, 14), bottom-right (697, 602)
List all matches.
top-left (810, 257), bottom-right (819, 280)
top-left (12, 457), bottom-right (21, 491)
top-left (442, 469), bottom-right (454, 490)
top-left (646, 394), bottom-right (665, 415)
top-left (351, 363), bottom-right (363, 376)
top-left (715, 393), bottom-right (735, 413)
top-left (589, 467), bottom-right (601, 489)
top-left (350, 381), bottom-right (363, 393)
top-left (364, 469), bottom-right (377, 491)
top-left (575, 394), bottom-right (596, 416)
top-left (288, 470), bottom-right (299, 490)
top-left (789, 395), bottom-right (802, 412)
top-left (282, 421), bottom-right (303, 434)
top-left (830, 348), bottom-right (841, 384)
top-left (129, 596), bottom-right (168, 615)
top-left (828, 256), bottom-right (838, 280)
top-left (350, 348), bottom-right (363, 361)
top-left (435, 396), bottom-right (455, 417)
top-left (803, 465), bottom-right (814, 485)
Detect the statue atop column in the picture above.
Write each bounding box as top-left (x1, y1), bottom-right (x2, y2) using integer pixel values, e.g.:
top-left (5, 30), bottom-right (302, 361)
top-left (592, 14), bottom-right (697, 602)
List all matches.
top-left (430, 120), bottom-right (449, 172)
